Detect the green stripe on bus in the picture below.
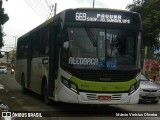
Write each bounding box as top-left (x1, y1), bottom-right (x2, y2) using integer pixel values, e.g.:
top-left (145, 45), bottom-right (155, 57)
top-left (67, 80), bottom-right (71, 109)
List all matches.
top-left (70, 76), bottom-right (136, 92)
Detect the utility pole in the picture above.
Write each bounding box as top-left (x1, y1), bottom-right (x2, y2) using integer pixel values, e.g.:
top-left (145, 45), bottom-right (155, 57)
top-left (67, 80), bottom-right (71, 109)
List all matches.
top-left (12, 36), bottom-right (18, 49)
top-left (48, 3), bottom-right (57, 19)
top-left (93, 0), bottom-right (95, 8)
top-left (54, 3), bottom-right (57, 16)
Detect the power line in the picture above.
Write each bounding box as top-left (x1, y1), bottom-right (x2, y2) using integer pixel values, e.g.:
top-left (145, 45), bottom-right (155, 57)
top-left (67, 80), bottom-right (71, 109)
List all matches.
top-left (38, 0), bottom-right (50, 14)
top-left (32, 0), bottom-right (49, 16)
top-left (44, 0), bottom-right (56, 19)
top-left (48, 5), bottom-right (54, 19)
top-left (24, 0), bottom-right (56, 20)
top-left (24, 0), bottom-right (46, 20)
top-left (46, 0), bottom-right (52, 6)
top-left (28, 0), bottom-right (48, 18)
top-left (45, 0), bottom-right (52, 10)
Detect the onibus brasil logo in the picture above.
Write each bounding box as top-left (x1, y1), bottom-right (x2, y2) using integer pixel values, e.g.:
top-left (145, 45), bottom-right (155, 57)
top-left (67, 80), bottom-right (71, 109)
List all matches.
top-left (2, 111), bottom-right (42, 118)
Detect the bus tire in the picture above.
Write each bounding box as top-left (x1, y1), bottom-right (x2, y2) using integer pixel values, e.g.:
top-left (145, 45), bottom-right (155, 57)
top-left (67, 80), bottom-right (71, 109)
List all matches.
top-left (21, 74), bottom-right (27, 94)
top-left (42, 80), bottom-right (50, 105)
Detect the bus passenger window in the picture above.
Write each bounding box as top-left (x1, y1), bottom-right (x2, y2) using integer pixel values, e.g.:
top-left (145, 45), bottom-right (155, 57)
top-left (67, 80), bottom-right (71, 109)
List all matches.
top-left (24, 45), bottom-right (28, 58)
top-left (45, 46), bottom-right (49, 54)
top-left (39, 29), bottom-right (49, 56)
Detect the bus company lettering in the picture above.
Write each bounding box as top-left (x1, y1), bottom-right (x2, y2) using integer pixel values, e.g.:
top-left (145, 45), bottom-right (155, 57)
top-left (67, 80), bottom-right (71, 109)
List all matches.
top-left (69, 57), bottom-right (98, 65)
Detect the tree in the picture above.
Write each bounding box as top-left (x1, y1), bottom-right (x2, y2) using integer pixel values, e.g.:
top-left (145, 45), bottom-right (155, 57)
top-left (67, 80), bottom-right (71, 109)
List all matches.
top-left (126, 0), bottom-right (160, 50)
top-left (0, 0), bottom-right (9, 57)
top-left (0, 0), bottom-right (9, 47)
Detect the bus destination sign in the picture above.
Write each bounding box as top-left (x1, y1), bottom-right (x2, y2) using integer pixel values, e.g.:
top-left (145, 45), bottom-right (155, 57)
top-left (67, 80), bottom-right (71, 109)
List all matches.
top-left (75, 11), bottom-right (131, 24)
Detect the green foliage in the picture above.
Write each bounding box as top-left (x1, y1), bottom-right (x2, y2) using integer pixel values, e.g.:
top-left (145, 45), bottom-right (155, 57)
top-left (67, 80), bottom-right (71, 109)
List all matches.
top-left (127, 0), bottom-right (160, 49)
top-left (0, 0), bottom-right (9, 48)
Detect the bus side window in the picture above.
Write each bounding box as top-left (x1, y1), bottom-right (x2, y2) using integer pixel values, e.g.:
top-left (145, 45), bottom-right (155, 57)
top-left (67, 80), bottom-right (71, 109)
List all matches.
top-left (17, 41), bottom-right (22, 59)
top-left (32, 32), bottom-right (40, 58)
top-left (24, 45), bottom-right (29, 59)
top-left (40, 28), bottom-right (49, 56)
top-left (19, 45), bottom-right (24, 59)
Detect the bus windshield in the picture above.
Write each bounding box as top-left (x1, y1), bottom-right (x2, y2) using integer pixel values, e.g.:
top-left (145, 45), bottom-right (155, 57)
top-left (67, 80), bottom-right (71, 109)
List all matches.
top-left (61, 27), bottom-right (139, 70)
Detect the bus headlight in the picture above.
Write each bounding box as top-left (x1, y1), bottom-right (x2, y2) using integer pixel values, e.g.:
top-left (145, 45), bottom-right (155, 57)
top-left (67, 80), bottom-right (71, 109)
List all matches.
top-left (61, 77), bottom-right (79, 94)
top-left (129, 80), bottom-right (140, 95)
top-left (136, 73), bottom-right (141, 81)
top-left (62, 78), bottom-right (70, 88)
top-left (70, 84), bottom-right (78, 93)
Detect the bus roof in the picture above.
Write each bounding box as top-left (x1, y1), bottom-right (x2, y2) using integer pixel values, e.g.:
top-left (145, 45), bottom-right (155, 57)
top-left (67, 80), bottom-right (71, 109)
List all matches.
top-left (75, 8), bottom-right (137, 13)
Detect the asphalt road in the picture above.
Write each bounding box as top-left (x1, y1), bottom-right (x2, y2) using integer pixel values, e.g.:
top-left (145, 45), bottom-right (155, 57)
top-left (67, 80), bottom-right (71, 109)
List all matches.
top-left (0, 72), bottom-right (160, 120)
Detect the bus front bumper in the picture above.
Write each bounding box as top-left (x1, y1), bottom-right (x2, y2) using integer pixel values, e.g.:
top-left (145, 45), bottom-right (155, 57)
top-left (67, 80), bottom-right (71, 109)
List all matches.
top-left (58, 86), bottom-right (139, 104)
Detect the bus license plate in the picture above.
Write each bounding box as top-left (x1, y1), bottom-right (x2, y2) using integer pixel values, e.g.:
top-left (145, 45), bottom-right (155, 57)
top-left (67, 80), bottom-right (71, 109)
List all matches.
top-left (97, 96), bottom-right (112, 101)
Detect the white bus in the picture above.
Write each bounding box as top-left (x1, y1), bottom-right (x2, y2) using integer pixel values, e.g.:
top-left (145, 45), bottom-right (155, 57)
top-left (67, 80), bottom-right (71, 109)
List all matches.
top-left (16, 8), bottom-right (142, 104)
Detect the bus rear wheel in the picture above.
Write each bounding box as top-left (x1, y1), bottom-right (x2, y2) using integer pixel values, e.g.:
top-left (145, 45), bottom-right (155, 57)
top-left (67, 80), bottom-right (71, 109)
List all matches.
top-left (42, 81), bottom-right (50, 105)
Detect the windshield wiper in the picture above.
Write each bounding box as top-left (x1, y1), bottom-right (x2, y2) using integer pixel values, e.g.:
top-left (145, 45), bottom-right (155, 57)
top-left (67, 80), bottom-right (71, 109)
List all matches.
top-left (85, 26), bottom-right (97, 47)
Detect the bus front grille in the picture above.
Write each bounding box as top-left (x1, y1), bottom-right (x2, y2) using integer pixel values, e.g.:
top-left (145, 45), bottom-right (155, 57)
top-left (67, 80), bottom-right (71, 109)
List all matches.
top-left (65, 68), bottom-right (140, 82)
top-left (86, 93), bottom-right (122, 101)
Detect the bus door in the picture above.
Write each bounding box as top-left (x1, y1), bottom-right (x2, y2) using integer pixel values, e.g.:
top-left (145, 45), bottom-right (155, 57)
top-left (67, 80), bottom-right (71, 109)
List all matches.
top-left (48, 25), bottom-right (58, 97)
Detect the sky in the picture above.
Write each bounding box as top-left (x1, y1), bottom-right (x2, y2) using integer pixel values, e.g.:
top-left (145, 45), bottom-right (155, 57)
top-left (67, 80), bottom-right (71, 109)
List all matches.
top-left (1, 0), bottom-right (133, 51)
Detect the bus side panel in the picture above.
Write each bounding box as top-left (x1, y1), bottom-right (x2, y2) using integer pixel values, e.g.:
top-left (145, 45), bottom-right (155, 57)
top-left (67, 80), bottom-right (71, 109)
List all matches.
top-left (30, 57), bottom-right (49, 94)
top-left (15, 59), bottom-right (27, 87)
top-left (30, 58), bottom-right (41, 94)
